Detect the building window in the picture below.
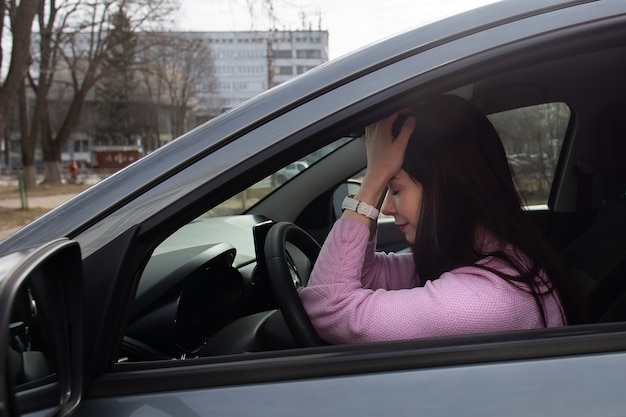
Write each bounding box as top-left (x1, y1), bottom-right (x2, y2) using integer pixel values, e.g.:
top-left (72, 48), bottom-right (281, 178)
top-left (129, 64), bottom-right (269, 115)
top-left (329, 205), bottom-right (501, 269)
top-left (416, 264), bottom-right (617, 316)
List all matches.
top-left (275, 66), bottom-right (294, 75)
top-left (297, 65), bottom-right (316, 74)
top-left (296, 49), bottom-right (321, 59)
top-left (238, 66), bottom-right (264, 74)
top-left (272, 49), bottom-right (293, 58)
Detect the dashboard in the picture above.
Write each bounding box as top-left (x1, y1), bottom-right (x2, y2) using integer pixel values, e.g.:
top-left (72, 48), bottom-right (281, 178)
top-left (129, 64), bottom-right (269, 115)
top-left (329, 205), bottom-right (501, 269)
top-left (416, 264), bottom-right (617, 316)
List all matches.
top-left (122, 215), bottom-right (300, 361)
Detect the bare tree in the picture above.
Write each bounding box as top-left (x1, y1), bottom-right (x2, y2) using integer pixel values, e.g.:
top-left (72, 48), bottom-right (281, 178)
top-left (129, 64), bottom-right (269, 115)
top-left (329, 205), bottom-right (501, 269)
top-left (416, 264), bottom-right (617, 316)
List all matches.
top-left (137, 32), bottom-right (215, 147)
top-left (18, 0), bottom-right (71, 188)
top-left (133, 64), bottom-right (164, 153)
top-left (244, 0), bottom-right (277, 28)
top-left (0, 0), bottom-right (39, 175)
top-left (94, 8), bottom-right (139, 146)
top-left (21, 0), bottom-right (179, 187)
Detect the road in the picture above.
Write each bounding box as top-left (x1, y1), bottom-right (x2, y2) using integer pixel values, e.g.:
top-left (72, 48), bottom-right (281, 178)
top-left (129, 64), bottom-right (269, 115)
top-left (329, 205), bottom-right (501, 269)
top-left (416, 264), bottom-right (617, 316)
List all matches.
top-left (0, 174), bottom-right (269, 241)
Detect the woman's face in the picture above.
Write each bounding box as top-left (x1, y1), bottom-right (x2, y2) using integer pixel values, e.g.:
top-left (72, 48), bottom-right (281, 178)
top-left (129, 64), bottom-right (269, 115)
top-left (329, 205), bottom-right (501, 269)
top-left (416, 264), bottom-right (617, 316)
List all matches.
top-left (381, 169), bottom-right (423, 244)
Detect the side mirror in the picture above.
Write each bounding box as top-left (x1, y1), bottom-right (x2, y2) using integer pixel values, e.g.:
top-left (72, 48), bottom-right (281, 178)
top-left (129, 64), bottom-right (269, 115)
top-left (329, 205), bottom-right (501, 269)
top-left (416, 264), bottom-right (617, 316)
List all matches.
top-left (332, 180), bottom-right (362, 219)
top-left (0, 239), bottom-right (83, 417)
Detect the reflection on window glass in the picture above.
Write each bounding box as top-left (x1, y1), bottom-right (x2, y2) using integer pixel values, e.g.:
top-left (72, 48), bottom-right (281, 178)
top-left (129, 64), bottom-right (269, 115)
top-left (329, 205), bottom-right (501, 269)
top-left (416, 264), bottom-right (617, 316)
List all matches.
top-left (488, 103), bottom-right (570, 206)
top-left (205, 137), bottom-right (353, 217)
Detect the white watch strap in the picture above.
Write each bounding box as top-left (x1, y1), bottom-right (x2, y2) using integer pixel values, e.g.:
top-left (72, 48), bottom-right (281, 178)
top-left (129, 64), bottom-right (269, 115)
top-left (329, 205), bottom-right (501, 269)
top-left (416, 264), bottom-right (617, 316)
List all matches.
top-left (341, 195), bottom-right (379, 220)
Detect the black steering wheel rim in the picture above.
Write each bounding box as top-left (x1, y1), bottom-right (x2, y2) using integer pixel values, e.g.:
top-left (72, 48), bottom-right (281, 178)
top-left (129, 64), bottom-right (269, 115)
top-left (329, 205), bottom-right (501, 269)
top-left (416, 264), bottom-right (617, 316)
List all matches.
top-left (264, 222), bottom-right (325, 347)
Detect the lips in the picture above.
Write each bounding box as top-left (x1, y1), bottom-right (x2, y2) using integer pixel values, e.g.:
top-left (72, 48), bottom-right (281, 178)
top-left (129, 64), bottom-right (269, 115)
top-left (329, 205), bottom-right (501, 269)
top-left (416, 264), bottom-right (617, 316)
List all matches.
top-left (396, 223), bottom-right (407, 232)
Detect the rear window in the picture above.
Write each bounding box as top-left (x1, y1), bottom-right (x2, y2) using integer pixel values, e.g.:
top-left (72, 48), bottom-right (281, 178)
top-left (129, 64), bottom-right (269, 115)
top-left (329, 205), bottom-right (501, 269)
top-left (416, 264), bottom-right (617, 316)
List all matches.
top-left (488, 103), bottom-right (570, 206)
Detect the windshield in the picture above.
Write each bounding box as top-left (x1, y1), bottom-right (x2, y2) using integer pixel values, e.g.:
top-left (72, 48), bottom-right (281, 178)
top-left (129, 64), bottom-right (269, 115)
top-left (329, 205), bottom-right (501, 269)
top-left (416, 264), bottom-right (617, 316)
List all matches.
top-left (204, 137), bottom-right (353, 217)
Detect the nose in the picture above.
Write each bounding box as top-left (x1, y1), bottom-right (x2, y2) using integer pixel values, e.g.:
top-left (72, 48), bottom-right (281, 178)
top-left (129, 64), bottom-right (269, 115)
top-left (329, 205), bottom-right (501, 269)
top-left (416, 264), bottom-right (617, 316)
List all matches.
top-left (381, 192), bottom-right (395, 216)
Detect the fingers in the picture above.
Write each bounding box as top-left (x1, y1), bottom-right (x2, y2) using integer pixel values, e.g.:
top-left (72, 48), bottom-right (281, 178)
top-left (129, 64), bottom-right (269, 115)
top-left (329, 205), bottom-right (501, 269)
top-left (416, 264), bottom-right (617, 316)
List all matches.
top-left (395, 114), bottom-right (415, 145)
top-left (362, 112), bottom-right (415, 185)
top-left (387, 115), bottom-right (414, 168)
top-left (366, 112), bottom-right (413, 141)
top-left (364, 112), bottom-right (415, 158)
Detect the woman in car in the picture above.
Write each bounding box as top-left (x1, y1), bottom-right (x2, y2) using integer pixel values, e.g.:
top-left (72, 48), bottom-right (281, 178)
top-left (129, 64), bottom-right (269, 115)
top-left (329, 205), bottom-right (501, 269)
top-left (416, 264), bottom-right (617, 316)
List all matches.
top-left (300, 94), bottom-right (585, 343)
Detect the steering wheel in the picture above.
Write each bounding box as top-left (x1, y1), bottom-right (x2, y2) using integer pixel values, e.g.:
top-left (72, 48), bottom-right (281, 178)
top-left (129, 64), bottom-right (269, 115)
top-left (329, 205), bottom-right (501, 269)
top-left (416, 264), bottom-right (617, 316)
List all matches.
top-left (264, 222), bottom-right (325, 347)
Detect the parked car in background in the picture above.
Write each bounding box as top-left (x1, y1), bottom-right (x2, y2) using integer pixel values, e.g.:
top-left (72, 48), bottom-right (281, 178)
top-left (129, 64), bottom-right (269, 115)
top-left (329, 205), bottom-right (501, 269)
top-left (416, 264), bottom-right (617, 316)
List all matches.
top-left (2, 1), bottom-right (626, 416)
top-left (274, 160), bottom-right (309, 184)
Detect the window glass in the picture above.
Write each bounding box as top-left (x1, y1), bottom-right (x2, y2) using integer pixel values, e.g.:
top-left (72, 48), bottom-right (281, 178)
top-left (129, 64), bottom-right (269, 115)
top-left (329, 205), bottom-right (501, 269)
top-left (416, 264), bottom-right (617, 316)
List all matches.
top-left (272, 49), bottom-right (292, 58)
top-left (296, 49), bottom-right (321, 59)
top-left (206, 137), bottom-right (353, 218)
top-left (275, 65), bottom-right (293, 75)
top-left (487, 103), bottom-right (570, 206)
top-left (297, 65), bottom-right (316, 74)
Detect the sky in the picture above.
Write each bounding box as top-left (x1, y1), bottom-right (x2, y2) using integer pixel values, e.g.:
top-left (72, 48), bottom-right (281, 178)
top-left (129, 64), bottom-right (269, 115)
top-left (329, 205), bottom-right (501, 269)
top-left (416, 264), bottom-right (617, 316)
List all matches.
top-left (177, 0), bottom-right (502, 60)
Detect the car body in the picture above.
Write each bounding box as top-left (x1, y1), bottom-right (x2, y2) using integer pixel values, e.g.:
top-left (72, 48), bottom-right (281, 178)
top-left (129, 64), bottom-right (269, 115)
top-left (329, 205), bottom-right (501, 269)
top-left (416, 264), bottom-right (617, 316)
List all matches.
top-left (2, 0), bottom-right (626, 415)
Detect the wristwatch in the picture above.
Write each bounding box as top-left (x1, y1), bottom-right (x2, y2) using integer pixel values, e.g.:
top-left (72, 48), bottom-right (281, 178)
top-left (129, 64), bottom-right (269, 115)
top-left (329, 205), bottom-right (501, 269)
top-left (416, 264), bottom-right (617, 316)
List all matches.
top-left (341, 195), bottom-right (380, 220)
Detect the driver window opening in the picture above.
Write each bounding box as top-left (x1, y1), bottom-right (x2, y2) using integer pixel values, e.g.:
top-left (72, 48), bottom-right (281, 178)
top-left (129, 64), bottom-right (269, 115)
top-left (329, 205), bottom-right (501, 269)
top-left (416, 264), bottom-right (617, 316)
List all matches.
top-left (119, 102), bottom-right (577, 364)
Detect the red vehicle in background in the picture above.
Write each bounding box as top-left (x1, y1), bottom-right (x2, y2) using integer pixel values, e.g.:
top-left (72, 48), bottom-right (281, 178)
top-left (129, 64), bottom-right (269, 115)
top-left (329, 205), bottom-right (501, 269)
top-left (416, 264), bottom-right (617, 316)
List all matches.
top-left (92, 145), bottom-right (142, 173)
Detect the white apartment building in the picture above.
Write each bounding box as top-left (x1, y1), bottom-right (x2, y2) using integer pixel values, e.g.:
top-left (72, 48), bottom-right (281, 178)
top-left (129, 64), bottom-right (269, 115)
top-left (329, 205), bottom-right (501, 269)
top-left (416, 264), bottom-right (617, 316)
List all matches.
top-left (196, 30), bottom-right (329, 113)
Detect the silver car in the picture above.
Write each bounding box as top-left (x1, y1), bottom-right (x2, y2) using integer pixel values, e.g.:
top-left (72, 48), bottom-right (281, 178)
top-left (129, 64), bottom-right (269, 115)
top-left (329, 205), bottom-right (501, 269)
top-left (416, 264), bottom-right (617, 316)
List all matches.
top-left (2, 1), bottom-right (626, 416)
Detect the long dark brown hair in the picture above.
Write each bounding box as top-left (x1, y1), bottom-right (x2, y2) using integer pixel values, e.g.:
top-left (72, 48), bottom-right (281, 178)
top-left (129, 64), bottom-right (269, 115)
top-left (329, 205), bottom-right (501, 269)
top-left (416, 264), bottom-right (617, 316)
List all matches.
top-left (402, 95), bottom-right (585, 325)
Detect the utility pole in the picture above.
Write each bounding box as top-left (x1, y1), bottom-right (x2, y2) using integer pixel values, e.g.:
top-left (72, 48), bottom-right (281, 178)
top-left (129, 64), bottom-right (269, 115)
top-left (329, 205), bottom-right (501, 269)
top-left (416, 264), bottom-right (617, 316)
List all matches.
top-left (266, 36), bottom-right (274, 89)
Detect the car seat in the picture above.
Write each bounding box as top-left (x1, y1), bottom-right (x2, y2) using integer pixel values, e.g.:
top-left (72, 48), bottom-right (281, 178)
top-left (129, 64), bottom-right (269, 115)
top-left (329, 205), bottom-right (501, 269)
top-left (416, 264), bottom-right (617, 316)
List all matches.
top-left (560, 103), bottom-right (626, 322)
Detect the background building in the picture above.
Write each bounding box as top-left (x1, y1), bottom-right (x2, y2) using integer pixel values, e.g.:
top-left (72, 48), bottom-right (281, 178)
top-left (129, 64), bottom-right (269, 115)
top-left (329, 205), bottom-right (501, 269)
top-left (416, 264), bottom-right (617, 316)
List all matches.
top-left (197, 29), bottom-right (329, 115)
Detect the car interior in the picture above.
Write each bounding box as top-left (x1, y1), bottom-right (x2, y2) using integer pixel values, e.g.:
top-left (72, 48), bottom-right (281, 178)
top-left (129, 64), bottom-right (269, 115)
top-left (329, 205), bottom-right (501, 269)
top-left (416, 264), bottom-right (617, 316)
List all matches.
top-left (113, 35), bottom-right (626, 363)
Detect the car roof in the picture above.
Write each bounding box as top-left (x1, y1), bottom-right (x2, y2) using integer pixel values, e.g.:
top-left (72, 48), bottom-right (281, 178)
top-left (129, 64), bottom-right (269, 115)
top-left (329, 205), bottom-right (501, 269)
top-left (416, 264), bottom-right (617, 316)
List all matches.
top-left (1, 0), bottom-right (624, 255)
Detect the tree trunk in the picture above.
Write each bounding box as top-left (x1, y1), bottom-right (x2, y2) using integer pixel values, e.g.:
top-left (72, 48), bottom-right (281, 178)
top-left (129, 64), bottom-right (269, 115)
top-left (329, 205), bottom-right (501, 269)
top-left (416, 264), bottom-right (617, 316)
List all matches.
top-left (18, 82), bottom-right (38, 189)
top-left (22, 164), bottom-right (38, 189)
top-left (41, 107), bottom-right (63, 184)
top-left (0, 0), bottom-right (39, 163)
top-left (41, 82), bottom-right (92, 183)
top-left (42, 161), bottom-right (62, 184)
top-left (2, 131), bottom-right (9, 174)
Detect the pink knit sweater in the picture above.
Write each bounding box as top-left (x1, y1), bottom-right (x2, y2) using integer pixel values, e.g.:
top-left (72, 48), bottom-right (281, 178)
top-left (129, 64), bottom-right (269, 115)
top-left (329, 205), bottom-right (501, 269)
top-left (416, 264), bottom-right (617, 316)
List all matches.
top-left (299, 218), bottom-right (565, 343)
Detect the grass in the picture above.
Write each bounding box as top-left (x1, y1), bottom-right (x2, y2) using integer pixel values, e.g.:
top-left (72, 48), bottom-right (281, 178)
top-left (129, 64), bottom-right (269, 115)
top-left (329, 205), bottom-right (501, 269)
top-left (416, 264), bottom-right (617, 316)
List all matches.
top-left (0, 182), bottom-right (91, 199)
top-left (0, 182), bottom-right (92, 231)
top-left (0, 207), bottom-right (50, 230)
